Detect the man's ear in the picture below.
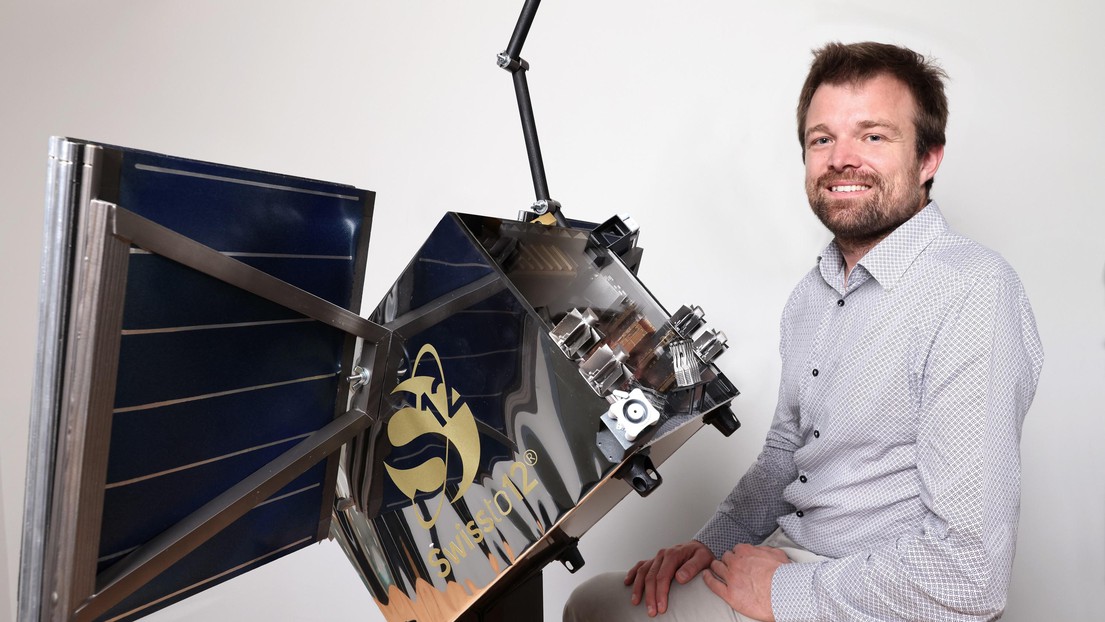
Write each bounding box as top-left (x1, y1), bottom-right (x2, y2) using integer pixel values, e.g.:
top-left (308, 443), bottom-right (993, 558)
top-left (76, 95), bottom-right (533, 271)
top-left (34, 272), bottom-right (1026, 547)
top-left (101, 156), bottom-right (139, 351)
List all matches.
top-left (919, 144), bottom-right (945, 186)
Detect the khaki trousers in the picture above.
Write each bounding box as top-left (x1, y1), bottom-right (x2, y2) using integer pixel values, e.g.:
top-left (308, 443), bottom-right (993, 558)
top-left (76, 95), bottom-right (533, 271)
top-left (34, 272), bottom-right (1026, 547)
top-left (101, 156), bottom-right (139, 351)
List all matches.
top-left (562, 529), bottom-right (828, 622)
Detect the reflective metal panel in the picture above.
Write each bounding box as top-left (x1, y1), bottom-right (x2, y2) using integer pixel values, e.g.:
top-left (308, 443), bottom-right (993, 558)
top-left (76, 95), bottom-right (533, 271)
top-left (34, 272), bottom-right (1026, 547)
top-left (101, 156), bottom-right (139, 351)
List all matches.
top-left (336, 213), bottom-right (739, 621)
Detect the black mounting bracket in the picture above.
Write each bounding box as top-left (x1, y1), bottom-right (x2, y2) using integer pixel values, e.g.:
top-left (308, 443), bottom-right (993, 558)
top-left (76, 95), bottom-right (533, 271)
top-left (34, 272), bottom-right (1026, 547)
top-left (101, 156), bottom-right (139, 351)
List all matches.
top-left (556, 538), bottom-right (586, 573)
top-left (615, 451), bottom-right (663, 497)
top-left (703, 406), bottom-right (741, 437)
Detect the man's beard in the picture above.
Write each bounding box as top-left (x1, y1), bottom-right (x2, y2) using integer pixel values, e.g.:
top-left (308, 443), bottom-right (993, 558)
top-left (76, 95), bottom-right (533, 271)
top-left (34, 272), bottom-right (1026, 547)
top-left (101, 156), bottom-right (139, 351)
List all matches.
top-left (806, 170), bottom-right (924, 245)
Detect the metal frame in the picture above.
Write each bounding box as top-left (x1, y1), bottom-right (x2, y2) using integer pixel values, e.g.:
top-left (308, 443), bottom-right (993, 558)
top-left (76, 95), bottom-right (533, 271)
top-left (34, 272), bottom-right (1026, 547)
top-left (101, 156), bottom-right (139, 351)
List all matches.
top-left (39, 191), bottom-right (131, 620)
top-left (20, 139), bottom-right (389, 622)
top-left (20, 137), bottom-right (84, 622)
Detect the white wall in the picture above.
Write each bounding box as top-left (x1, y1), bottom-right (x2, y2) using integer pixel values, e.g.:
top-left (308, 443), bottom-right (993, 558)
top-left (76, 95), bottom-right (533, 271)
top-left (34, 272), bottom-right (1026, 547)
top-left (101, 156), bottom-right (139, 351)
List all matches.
top-left (2, 1), bottom-right (1102, 620)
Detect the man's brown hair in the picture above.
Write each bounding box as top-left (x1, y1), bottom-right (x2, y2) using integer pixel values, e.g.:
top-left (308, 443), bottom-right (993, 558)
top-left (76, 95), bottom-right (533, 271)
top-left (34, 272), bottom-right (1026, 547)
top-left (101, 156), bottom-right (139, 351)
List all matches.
top-left (797, 42), bottom-right (949, 192)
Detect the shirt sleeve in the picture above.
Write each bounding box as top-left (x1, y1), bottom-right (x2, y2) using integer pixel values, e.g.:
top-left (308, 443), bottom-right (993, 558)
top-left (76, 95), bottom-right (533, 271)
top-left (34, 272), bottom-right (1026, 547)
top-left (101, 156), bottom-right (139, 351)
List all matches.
top-left (695, 386), bottom-right (801, 555)
top-left (695, 282), bottom-right (808, 556)
top-left (771, 274), bottom-right (1043, 622)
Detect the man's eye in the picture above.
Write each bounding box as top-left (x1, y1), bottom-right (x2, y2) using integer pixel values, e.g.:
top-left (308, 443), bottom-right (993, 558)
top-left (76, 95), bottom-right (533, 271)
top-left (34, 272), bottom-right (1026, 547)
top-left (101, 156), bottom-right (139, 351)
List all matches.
top-left (865, 134), bottom-right (884, 142)
top-left (810, 137), bottom-right (830, 146)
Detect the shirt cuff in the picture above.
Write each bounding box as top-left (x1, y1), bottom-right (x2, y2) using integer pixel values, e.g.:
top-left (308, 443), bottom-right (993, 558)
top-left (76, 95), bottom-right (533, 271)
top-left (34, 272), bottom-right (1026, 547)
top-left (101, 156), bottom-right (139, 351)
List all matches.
top-left (693, 527), bottom-right (729, 559)
top-left (771, 562), bottom-right (819, 622)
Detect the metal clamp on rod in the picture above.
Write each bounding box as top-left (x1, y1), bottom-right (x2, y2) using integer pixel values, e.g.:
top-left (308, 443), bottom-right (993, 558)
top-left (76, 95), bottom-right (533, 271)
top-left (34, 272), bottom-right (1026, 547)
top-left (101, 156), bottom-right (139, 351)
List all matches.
top-left (530, 198), bottom-right (561, 216)
top-left (496, 52), bottom-right (529, 73)
top-left (497, 0), bottom-right (567, 227)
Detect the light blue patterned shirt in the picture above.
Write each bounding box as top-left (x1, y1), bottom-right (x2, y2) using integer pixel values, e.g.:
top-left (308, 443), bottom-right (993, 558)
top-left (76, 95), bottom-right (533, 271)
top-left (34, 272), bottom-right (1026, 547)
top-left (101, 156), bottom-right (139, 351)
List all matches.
top-left (695, 203), bottom-right (1044, 621)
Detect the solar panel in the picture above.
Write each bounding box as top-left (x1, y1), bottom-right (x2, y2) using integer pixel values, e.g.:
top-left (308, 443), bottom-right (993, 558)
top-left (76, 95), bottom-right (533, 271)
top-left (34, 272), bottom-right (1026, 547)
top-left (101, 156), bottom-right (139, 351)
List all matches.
top-left (21, 138), bottom-right (377, 622)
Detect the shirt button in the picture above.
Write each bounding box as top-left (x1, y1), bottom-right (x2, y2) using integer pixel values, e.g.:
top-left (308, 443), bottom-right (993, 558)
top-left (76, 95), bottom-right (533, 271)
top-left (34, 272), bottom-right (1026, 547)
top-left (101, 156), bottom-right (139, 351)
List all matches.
top-left (837, 299), bottom-right (845, 307)
top-left (811, 368), bottom-right (819, 377)
top-left (813, 430), bottom-right (820, 438)
top-left (799, 475), bottom-right (808, 483)
top-left (796, 510), bottom-right (805, 518)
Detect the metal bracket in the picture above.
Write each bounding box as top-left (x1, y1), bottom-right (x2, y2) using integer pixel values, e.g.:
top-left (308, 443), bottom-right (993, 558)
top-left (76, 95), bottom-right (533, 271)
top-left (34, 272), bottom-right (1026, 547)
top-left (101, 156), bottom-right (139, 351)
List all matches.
top-left (556, 539), bottom-right (586, 574)
top-left (496, 52), bottom-right (530, 73)
top-left (693, 328), bottom-right (729, 364)
top-left (580, 344), bottom-right (629, 395)
top-left (602, 388), bottom-right (661, 443)
top-left (530, 198), bottom-right (561, 216)
top-left (550, 308), bottom-right (602, 359)
top-left (615, 452), bottom-right (663, 497)
top-left (670, 305), bottom-right (706, 338)
top-left (703, 406), bottom-right (741, 437)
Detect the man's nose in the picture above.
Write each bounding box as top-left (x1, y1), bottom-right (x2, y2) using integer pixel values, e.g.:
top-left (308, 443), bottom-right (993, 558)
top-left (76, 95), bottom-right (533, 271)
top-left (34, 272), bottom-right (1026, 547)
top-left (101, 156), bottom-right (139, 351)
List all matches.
top-left (828, 141), bottom-right (861, 171)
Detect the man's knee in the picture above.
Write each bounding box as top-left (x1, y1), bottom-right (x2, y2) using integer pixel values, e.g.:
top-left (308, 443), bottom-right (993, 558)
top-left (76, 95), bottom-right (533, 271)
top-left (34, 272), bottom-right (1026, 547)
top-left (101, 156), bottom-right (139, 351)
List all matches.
top-left (563, 572), bottom-right (631, 622)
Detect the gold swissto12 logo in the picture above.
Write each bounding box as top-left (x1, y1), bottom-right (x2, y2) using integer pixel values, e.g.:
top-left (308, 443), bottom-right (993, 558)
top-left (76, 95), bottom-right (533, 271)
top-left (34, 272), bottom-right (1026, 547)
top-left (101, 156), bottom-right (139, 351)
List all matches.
top-left (384, 344), bottom-right (481, 529)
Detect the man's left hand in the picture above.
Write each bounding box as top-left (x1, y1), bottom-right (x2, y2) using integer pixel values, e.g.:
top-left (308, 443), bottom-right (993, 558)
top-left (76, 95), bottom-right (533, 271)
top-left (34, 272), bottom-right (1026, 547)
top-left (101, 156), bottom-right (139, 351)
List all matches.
top-left (702, 543), bottom-right (790, 622)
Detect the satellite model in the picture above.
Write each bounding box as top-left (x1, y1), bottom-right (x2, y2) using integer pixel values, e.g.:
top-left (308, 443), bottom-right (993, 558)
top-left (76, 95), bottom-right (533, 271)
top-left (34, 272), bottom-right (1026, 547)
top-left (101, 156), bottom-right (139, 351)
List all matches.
top-left (18, 2), bottom-right (740, 620)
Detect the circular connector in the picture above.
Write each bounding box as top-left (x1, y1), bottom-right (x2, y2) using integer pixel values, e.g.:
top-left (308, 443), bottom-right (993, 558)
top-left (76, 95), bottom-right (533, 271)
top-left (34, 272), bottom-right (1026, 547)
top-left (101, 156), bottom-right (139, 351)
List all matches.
top-left (623, 399), bottom-right (649, 424)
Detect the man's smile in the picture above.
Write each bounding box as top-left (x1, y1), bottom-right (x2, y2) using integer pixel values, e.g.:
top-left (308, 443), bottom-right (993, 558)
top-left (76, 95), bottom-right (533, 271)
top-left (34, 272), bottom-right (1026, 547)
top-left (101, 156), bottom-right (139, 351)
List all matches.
top-left (828, 184), bottom-right (871, 193)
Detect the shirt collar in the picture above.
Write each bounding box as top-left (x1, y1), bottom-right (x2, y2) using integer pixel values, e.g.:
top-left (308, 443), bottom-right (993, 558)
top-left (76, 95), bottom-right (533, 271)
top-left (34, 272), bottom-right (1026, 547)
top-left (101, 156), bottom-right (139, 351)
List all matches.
top-left (817, 201), bottom-right (949, 292)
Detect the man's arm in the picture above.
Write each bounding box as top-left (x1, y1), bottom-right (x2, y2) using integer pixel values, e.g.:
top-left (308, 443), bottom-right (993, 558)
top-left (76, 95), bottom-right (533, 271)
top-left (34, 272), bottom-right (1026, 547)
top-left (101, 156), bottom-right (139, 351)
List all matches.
top-left (771, 274), bottom-right (1043, 622)
top-left (626, 281), bottom-right (811, 617)
top-left (695, 431), bottom-right (801, 555)
top-left (696, 279), bottom-right (810, 556)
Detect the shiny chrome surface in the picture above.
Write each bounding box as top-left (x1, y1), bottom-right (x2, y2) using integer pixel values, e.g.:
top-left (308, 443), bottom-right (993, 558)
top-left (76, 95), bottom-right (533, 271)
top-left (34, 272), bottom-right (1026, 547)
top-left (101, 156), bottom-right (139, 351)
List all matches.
top-left (336, 213), bottom-right (739, 622)
top-left (20, 137), bottom-right (82, 622)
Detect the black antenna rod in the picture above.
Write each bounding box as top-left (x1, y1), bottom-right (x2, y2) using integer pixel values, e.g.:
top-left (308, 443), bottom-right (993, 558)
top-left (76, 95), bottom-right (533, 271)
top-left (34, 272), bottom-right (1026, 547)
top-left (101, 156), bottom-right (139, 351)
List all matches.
top-left (497, 0), bottom-right (566, 226)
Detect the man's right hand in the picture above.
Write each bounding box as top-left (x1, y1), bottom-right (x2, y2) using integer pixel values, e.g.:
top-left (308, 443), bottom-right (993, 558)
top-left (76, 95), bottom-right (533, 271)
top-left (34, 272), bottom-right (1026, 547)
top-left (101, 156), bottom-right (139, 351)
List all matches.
top-left (624, 540), bottom-right (715, 617)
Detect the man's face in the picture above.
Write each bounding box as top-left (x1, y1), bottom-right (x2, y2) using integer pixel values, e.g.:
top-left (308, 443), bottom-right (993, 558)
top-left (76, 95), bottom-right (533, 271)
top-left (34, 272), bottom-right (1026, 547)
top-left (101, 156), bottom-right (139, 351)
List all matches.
top-left (803, 73), bottom-right (943, 244)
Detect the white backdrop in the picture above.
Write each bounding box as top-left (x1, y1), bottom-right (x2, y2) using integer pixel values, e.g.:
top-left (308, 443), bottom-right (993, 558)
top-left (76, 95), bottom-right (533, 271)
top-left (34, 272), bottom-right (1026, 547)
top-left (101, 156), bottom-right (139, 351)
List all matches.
top-left (2, 1), bottom-right (1102, 620)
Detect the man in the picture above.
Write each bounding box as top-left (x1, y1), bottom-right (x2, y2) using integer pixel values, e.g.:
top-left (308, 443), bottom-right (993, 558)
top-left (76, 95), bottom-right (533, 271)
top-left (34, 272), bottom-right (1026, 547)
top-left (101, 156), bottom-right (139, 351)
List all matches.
top-left (564, 42), bottom-right (1043, 622)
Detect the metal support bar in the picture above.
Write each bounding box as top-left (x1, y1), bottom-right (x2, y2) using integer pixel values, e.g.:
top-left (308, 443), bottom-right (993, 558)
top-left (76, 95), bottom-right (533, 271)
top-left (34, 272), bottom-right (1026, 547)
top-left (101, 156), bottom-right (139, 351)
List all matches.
top-left (498, 0), bottom-right (567, 227)
top-left (40, 194), bottom-right (131, 622)
top-left (74, 408), bottom-right (372, 622)
top-left (110, 205), bottom-right (389, 344)
top-left (20, 137), bottom-right (83, 622)
top-left (348, 335), bottom-right (394, 510)
top-left (504, 0), bottom-right (541, 61)
top-left (385, 273), bottom-right (505, 337)
top-left (511, 69), bottom-right (550, 204)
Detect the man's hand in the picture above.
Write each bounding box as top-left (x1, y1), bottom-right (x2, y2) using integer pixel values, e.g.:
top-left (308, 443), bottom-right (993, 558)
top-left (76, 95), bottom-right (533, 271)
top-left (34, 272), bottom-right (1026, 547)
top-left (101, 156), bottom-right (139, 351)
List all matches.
top-left (702, 543), bottom-right (790, 622)
top-left (624, 540), bottom-right (714, 617)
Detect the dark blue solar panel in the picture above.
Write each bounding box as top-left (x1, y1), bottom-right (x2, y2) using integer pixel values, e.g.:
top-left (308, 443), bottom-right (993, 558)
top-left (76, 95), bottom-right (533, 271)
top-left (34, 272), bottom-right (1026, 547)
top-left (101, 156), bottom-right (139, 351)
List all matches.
top-left (118, 150), bottom-right (364, 258)
top-left (406, 214), bottom-right (496, 307)
top-left (113, 319), bottom-right (343, 410)
top-left (106, 377), bottom-right (339, 486)
top-left (122, 254), bottom-right (304, 329)
top-left (93, 144), bottom-right (371, 621)
top-left (99, 455), bottom-right (326, 563)
top-left (98, 482), bottom-right (326, 621)
top-left (371, 217), bottom-right (527, 515)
